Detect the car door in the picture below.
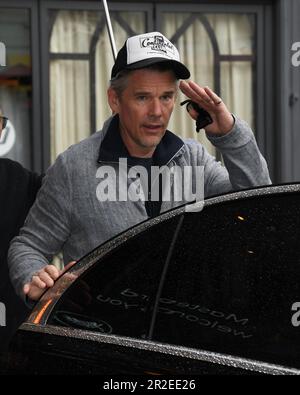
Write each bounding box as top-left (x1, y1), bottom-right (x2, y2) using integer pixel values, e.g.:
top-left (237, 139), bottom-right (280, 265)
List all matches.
top-left (8, 185), bottom-right (300, 375)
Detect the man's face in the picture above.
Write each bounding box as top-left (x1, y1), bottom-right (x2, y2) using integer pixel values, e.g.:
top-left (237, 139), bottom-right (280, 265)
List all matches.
top-left (108, 68), bottom-right (177, 157)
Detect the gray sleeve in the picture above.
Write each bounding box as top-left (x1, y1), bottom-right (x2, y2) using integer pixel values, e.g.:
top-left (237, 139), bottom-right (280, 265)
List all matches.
top-left (202, 116), bottom-right (271, 197)
top-left (8, 153), bottom-right (72, 300)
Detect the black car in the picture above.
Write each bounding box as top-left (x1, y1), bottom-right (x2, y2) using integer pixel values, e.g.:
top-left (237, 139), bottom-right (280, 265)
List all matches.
top-left (5, 184), bottom-right (300, 375)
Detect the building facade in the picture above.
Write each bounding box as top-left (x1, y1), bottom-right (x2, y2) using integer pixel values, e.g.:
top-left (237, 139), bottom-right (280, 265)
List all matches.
top-left (0, 0), bottom-right (299, 183)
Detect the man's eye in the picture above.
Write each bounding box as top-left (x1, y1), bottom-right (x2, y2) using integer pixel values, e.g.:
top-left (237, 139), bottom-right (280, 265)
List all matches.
top-left (137, 96), bottom-right (147, 101)
top-left (161, 95), bottom-right (172, 102)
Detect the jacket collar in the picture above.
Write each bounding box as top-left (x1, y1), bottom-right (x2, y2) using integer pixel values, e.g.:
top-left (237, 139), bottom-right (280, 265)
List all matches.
top-left (98, 115), bottom-right (184, 166)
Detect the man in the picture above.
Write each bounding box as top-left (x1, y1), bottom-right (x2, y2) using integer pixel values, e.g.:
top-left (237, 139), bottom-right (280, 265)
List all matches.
top-left (0, 114), bottom-right (42, 354)
top-left (8, 31), bottom-right (271, 304)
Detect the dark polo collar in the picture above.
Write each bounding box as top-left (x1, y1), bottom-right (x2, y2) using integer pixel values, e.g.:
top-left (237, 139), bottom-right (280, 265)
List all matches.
top-left (97, 115), bottom-right (184, 167)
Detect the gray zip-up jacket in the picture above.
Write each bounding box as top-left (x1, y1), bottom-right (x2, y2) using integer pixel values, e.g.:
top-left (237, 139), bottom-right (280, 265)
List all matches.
top-left (8, 115), bottom-right (271, 299)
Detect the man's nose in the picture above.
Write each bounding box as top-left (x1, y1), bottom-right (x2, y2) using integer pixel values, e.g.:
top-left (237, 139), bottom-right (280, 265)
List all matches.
top-left (149, 98), bottom-right (162, 117)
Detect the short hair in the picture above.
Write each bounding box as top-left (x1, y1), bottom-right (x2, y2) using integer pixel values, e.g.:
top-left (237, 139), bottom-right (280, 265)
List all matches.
top-left (109, 63), bottom-right (178, 97)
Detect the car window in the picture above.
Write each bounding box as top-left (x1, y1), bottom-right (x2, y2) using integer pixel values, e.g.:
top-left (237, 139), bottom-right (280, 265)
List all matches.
top-left (47, 215), bottom-right (181, 340)
top-left (151, 192), bottom-right (300, 368)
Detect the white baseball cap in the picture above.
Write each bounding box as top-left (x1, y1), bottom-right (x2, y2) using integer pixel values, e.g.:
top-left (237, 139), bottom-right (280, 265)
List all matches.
top-left (111, 31), bottom-right (190, 79)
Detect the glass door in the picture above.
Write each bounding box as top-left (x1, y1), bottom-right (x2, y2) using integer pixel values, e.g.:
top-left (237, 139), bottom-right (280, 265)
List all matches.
top-left (41, 2), bottom-right (152, 163)
top-left (156, 4), bottom-right (264, 158)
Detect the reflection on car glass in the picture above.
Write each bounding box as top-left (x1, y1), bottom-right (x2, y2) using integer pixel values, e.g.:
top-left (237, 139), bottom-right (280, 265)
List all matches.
top-left (48, 216), bottom-right (181, 339)
top-left (152, 193), bottom-right (300, 369)
top-left (53, 311), bottom-right (112, 334)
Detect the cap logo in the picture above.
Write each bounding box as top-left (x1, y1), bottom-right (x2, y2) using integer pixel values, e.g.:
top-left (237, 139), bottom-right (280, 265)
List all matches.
top-left (139, 35), bottom-right (175, 56)
top-left (126, 32), bottom-right (179, 65)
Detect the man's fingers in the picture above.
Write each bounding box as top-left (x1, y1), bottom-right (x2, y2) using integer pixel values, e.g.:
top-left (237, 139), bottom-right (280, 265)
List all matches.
top-left (31, 265), bottom-right (59, 289)
top-left (23, 263), bottom-right (77, 302)
top-left (185, 81), bottom-right (212, 101)
top-left (61, 260), bottom-right (76, 275)
top-left (23, 283), bottom-right (30, 295)
top-left (24, 262), bottom-right (77, 301)
top-left (23, 282), bottom-right (46, 301)
top-left (31, 275), bottom-right (47, 289)
top-left (180, 81), bottom-right (226, 109)
top-left (180, 81), bottom-right (203, 100)
top-left (180, 81), bottom-right (214, 109)
top-left (44, 265), bottom-right (60, 280)
top-left (38, 271), bottom-right (55, 287)
top-left (204, 87), bottom-right (223, 105)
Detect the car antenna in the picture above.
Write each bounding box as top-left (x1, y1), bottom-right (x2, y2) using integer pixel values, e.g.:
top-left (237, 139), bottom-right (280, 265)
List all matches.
top-left (102, 0), bottom-right (117, 61)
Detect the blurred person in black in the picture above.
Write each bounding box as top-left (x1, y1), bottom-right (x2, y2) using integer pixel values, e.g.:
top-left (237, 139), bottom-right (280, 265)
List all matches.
top-left (0, 113), bottom-right (42, 362)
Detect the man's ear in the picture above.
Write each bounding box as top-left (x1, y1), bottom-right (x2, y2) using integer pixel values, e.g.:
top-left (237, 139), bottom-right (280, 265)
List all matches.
top-left (107, 87), bottom-right (120, 114)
